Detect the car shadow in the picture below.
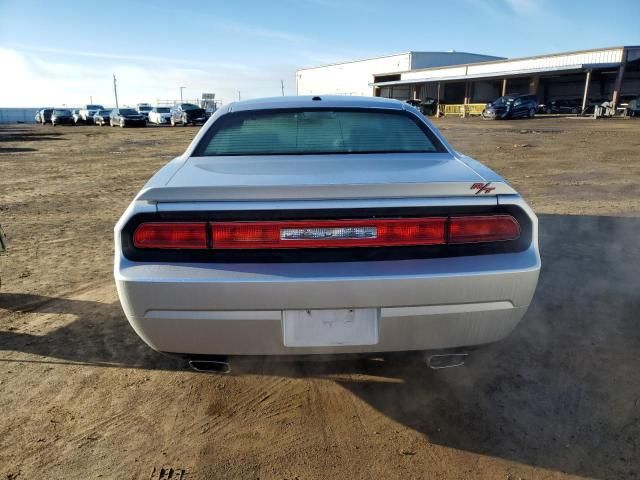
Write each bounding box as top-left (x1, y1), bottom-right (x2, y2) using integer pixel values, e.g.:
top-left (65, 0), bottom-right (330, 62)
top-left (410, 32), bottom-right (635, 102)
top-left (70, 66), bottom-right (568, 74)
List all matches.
top-left (0, 126), bottom-right (67, 142)
top-left (0, 147), bottom-right (38, 153)
top-left (0, 293), bottom-right (183, 371)
top-left (0, 214), bottom-right (638, 479)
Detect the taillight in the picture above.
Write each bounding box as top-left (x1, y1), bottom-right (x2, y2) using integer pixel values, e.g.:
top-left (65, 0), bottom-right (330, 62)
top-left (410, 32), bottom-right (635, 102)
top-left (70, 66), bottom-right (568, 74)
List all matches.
top-left (449, 215), bottom-right (520, 244)
top-left (133, 222), bottom-right (208, 249)
top-left (211, 218), bottom-right (447, 249)
top-left (131, 216), bottom-right (520, 250)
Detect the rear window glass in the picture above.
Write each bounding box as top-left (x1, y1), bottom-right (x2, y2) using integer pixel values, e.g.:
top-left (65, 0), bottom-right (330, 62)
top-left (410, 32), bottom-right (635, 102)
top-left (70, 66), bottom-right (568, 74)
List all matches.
top-left (197, 109), bottom-right (443, 156)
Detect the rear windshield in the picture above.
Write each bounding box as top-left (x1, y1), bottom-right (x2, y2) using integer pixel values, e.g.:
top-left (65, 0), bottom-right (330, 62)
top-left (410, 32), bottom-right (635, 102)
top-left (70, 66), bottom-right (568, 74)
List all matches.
top-left (155, 107), bottom-right (170, 113)
top-left (196, 109), bottom-right (444, 156)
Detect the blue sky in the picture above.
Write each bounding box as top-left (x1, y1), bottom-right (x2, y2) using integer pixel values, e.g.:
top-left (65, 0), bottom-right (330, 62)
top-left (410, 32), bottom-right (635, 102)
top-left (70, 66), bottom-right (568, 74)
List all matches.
top-left (1, 0), bottom-right (638, 107)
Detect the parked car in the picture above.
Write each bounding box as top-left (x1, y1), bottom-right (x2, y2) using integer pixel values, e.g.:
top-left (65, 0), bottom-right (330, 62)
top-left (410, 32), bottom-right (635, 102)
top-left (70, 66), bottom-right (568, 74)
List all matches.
top-left (405, 98), bottom-right (438, 116)
top-left (170, 103), bottom-right (208, 126)
top-left (51, 109), bottom-right (74, 126)
top-left (71, 109), bottom-right (83, 124)
top-left (114, 96), bottom-right (540, 372)
top-left (626, 96), bottom-right (640, 117)
top-left (148, 107), bottom-right (172, 125)
top-left (37, 108), bottom-right (53, 124)
top-left (137, 103), bottom-right (153, 120)
top-left (93, 109), bottom-right (112, 126)
top-left (109, 108), bottom-right (146, 128)
top-left (542, 98), bottom-right (581, 114)
top-left (80, 104), bottom-right (104, 124)
top-left (482, 94), bottom-right (538, 119)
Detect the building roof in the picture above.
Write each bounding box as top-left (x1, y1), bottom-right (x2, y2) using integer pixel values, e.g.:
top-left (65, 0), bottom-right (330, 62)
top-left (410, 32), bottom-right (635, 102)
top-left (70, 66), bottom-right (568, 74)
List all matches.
top-left (297, 51), bottom-right (504, 72)
top-left (373, 46), bottom-right (639, 86)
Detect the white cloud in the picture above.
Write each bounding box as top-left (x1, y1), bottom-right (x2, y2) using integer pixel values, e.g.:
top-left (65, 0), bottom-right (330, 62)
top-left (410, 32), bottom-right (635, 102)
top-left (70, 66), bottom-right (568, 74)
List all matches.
top-left (0, 47), bottom-right (295, 107)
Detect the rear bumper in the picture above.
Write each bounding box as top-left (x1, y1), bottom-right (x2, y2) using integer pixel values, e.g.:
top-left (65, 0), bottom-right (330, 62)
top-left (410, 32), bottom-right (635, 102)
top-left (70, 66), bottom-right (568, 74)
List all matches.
top-left (115, 247), bottom-right (540, 355)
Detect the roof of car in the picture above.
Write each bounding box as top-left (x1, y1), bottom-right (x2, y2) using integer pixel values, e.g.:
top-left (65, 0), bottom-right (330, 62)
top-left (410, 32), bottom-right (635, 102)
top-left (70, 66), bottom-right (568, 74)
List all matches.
top-left (227, 95), bottom-right (406, 113)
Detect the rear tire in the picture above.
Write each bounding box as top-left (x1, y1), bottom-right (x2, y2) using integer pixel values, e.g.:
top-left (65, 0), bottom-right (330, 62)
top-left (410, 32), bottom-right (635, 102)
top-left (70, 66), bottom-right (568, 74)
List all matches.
top-left (171, 117), bottom-right (176, 127)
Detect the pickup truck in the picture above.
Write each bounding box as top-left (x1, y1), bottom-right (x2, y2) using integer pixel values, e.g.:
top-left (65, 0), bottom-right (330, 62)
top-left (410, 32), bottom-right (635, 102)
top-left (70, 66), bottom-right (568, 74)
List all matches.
top-left (80, 104), bottom-right (105, 123)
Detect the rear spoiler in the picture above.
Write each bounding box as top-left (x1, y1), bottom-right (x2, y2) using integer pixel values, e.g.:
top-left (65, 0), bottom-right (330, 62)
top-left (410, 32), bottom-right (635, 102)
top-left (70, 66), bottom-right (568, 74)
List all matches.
top-left (136, 181), bottom-right (517, 203)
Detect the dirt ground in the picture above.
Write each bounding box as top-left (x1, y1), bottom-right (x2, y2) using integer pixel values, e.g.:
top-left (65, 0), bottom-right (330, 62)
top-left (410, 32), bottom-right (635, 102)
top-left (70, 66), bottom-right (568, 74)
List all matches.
top-left (0, 117), bottom-right (639, 480)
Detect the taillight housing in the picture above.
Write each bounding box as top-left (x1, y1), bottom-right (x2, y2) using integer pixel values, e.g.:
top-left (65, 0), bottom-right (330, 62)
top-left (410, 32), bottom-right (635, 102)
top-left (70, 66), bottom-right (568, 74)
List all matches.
top-left (133, 222), bottom-right (208, 249)
top-left (131, 216), bottom-right (520, 250)
top-left (449, 215), bottom-right (520, 244)
top-left (212, 218), bottom-right (447, 249)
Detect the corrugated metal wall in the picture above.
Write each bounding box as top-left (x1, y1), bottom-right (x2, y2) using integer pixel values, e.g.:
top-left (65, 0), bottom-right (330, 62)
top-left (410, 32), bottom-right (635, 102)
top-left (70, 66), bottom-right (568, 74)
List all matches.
top-left (297, 54), bottom-right (411, 97)
top-left (0, 108), bottom-right (39, 124)
top-left (401, 48), bottom-right (626, 82)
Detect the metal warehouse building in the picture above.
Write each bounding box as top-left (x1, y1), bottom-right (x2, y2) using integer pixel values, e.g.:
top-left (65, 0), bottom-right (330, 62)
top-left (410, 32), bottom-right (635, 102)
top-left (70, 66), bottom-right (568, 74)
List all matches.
top-left (297, 46), bottom-right (640, 113)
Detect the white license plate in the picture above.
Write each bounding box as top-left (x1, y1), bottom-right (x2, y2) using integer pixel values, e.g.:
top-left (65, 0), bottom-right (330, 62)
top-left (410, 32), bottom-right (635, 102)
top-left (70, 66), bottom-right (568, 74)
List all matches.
top-left (283, 308), bottom-right (379, 347)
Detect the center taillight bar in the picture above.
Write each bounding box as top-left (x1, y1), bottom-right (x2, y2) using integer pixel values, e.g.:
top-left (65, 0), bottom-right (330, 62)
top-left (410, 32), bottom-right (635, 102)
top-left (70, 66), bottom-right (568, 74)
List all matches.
top-left (132, 216), bottom-right (520, 250)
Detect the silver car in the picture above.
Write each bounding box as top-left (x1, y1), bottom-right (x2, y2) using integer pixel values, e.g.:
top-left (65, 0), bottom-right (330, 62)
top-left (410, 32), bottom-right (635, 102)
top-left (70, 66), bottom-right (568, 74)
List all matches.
top-left (114, 96), bottom-right (540, 370)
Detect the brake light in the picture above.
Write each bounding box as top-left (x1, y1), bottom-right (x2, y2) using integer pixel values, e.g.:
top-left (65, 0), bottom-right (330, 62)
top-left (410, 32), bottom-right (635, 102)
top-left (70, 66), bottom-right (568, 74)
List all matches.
top-left (133, 222), bottom-right (208, 249)
top-left (449, 215), bottom-right (520, 244)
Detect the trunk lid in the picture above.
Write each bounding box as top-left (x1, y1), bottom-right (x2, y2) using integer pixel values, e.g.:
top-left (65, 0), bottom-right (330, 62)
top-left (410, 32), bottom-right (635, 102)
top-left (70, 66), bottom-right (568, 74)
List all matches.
top-left (137, 153), bottom-right (516, 203)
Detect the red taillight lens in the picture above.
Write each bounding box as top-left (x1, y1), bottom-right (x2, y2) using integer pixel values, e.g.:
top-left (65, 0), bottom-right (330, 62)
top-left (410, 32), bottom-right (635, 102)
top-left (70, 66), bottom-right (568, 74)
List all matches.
top-left (211, 218), bottom-right (448, 249)
top-left (133, 222), bottom-right (208, 249)
top-left (131, 216), bottom-right (521, 250)
top-left (449, 215), bottom-right (520, 244)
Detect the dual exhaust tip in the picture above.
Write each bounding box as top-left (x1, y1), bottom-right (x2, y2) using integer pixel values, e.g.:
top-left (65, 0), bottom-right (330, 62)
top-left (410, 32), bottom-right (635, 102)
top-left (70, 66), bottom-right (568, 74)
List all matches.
top-left (186, 352), bottom-right (468, 374)
top-left (188, 359), bottom-right (231, 374)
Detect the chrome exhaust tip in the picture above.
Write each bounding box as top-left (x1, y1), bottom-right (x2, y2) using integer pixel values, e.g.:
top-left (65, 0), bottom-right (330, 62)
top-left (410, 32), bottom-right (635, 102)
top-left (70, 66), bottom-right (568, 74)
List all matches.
top-left (426, 353), bottom-right (468, 370)
top-left (188, 360), bottom-right (231, 374)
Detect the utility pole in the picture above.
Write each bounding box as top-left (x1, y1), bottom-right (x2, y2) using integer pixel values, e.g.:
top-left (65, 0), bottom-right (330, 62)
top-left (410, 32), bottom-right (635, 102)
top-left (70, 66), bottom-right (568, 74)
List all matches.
top-left (281, 80), bottom-right (285, 96)
top-left (90, 96), bottom-right (93, 104)
top-left (238, 91), bottom-right (241, 101)
top-left (180, 86), bottom-right (185, 103)
top-left (113, 74), bottom-right (119, 108)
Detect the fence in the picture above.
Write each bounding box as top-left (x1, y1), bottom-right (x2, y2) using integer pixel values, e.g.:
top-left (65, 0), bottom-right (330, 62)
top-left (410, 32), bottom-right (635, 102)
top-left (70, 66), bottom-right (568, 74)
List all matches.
top-left (0, 108), bottom-right (39, 124)
top-left (439, 103), bottom-right (486, 117)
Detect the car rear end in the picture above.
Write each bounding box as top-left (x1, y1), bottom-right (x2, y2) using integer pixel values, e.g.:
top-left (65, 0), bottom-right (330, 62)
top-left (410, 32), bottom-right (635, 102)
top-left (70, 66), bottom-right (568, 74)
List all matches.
top-left (114, 97), bottom-right (540, 359)
top-left (185, 107), bottom-right (208, 125)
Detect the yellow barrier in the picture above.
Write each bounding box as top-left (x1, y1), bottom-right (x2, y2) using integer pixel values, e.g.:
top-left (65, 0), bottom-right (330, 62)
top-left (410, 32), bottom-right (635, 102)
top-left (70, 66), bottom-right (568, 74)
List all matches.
top-left (439, 103), bottom-right (486, 117)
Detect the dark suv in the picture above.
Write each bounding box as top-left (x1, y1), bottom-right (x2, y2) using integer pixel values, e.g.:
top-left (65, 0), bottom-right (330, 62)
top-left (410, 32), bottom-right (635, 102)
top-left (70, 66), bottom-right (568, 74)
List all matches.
top-left (109, 108), bottom-right (146, 128)
top-left (170, 103), bottom-right (208, 126)
top-left (542, 99), bottom-right (581, 114)
top-left (482, 94), bottom-right (538, 120)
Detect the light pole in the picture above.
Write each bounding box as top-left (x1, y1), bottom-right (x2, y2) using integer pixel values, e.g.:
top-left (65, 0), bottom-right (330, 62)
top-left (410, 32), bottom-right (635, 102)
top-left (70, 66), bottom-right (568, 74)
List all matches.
top-left (113, 74), bottom-right (119, 108)
top-left (180, 87), bottom-right (186, 103)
